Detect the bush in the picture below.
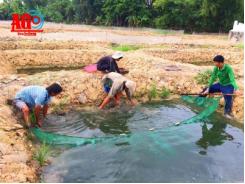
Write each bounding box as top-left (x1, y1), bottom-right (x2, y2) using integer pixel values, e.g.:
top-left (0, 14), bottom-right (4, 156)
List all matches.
top-left (159, 87), bottom-right (170, 98)
top-left (148, 84), bottom-right (158, 100)
top-left (33, 143), bottom-right (50, 166)
top-left (195, 69), bottom-right (212, 85)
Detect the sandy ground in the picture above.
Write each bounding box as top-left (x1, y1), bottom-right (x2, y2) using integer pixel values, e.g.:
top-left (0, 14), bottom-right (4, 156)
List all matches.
top-left (0, 21), bottom-right (244, 182)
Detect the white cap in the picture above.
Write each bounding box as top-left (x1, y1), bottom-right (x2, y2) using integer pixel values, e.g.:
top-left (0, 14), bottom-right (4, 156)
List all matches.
top-left (112, 52), bottom-right (124, 60)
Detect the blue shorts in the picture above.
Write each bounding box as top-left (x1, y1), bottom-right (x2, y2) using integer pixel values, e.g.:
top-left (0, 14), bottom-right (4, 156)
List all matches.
top-left (13, 99), bottom-right (29, 110)
top-left (103, 85), bottom-right (111, 93)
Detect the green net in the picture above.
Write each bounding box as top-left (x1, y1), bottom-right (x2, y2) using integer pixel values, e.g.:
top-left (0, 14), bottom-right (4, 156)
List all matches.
top-left (31, 96), bottom-right (221, 145)
top-left (180, 96), bottom-right (221, 125)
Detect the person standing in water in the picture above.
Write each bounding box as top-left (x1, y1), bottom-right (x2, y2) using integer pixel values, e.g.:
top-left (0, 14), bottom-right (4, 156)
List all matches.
top-left (99, 72), bottom-right (136, 109)
top-left (13, 82), bottom-right (63, 127)
top-left (97, 52), bottom-right (123, 73)
top-left (202, 55), bottom-right (239, 119)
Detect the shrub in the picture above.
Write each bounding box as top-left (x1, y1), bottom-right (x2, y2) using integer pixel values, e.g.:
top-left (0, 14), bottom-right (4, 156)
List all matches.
top-left (33, 143), bottom-right (50, 166)
top-left (159, 87), bottom-right (170, 98)
top-left (148, 84), bottom-right (158, 101)
top-left (195, 69), bottom-right (212, 85)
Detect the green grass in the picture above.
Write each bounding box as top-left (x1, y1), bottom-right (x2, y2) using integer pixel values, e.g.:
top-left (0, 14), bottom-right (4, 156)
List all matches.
top-left (159, 87), bottom-right (170, 99)
top-left (52, 96), bottom-right (69, 113)
top-left (33, 143), bottom-right (50, 166)
top-left (194, 69), bottom-right (212, 85)
top-left (234, 43), bottom-right (244, 49)
top-left (148, 84), bottom-right (158, 101)
top-left (111, 43), bottom-right (140, 52)
top-left (148, 84), bottom-right (170, 100)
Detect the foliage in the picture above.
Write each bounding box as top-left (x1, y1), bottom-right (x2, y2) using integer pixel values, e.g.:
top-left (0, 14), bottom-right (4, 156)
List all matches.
top-left (33, 143), bottom-right (50, 166)
top-left (195, 69), bottom-right (212, 85)
top-left (148, 84), bottom-right (158, 101)
top-left (159, 87), bottom-right (170, 98)
top-left (52, 96), bottom-right (69, 113)
top-left (234, 43), bottom-right (244, 49)
top-left (111, 44), bottom-right (140, 52)
top-left (0, 0), bottom-right (243, 32)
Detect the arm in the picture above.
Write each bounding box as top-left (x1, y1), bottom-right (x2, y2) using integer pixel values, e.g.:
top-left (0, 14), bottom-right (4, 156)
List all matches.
top-left (125, 87), bottom-right (136, 106)
top-left (113, 60), bottom-right (120, 73)
top-left (228, 67), bottom-right (239, 90)
top-left (208, 67), bottom-right (217, 87)
top-left (43, 104), bottom-right (49, 117)
top-left (99, 96), bottom-right (111, 109)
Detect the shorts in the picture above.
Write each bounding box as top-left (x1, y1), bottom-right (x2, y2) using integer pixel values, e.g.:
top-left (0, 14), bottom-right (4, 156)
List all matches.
top-left (103, 85), bottom-right (111, 93)
top-left (13, 99), bottom-right (28, 111)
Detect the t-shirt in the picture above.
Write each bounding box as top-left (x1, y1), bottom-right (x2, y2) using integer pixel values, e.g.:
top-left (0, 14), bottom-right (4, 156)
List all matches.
top-left (209, 64), bottom-right (238, 90)
top-left (102, 72), bottom-right (135, 98)
top-left (15, 86), bottom-right (51, 108)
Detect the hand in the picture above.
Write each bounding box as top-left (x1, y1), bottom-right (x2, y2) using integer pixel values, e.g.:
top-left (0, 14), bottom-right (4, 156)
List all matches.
top-left (130, 99), bottom-right (137, 106)
top-left (201, 87), bottom-right (209, 95)
top-left (234, 90), bottom-right (241, 95)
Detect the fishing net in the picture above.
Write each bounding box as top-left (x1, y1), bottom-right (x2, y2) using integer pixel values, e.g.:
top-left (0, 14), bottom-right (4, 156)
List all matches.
top-left (31, 96), bottom-right (221, 145)
top-left (180, 96), bottom-right (221, 125)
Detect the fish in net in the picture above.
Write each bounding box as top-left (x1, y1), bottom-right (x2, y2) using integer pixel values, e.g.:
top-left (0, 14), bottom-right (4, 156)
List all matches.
top-left (31, 96), bottom-right (221, 145)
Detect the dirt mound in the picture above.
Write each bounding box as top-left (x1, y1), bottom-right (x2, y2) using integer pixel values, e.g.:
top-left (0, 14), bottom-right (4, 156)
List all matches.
top-left (145, 47), bottom-right (243, 65)
top-left (0, 54), bottom-right (15, 75)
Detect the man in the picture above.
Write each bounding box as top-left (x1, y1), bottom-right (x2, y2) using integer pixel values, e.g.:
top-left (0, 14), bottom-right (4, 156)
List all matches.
top-left (13, 82), bottom-right (63, 127)
top-left (99, 72), bottom-right (136, 109)
top-left (97, 52), bottom-right (123, 73)
top-left (202, 55), bottom-right (239, 118)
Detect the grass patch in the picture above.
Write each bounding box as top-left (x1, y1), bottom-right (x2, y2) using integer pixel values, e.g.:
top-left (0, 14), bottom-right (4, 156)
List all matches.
top-left (52, 96), bottom-right (70, 113)
top-left (234, 43), bottom-right (244, 49)
top-left (148, 84), bottom-right (158, 101)
top-left (33, 143), bottom-right (50, 166)
top-left (148, 84), bottom-right (170, 100)
top-left (159, 87), bottom-right (170, 99)
top-left (195, 69), bottom-right (212, 85)
top-left (111, 43), bottom-right (140, 52)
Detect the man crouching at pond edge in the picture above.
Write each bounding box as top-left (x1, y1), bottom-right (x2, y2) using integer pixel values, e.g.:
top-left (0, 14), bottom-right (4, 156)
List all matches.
top-left (13, 83), bottom-right (63, 127)
top-left (99, 72), bottom-right (136, 109)
top-left (201, 55), bottom-right (239, 119)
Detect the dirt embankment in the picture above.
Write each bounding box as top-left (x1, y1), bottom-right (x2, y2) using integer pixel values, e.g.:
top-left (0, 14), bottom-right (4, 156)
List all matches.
top-left (0, 26), bottom-right (244, 182)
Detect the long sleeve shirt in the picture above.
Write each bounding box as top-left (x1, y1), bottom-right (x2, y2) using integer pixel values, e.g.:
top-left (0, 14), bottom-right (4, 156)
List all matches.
top-left (208, 64), bottom-right (238, 90)
top-left (97, 56), bottom-right (120, 73)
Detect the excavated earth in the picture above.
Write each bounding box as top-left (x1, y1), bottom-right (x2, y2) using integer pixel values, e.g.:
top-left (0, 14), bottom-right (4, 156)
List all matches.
top-left (0, 21), bottom-right (244, 182)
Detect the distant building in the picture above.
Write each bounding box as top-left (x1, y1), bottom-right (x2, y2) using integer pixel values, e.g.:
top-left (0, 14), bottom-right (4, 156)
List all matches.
top-left (229, 20), bottom-right (244, 42)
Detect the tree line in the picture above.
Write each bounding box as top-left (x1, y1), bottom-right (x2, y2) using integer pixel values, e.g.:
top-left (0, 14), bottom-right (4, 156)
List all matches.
top-left (0, 0), bottom-right (243, 33)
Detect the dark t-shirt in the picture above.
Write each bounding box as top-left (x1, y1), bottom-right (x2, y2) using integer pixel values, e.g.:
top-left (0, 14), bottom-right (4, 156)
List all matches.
top-left (97, 56), bottom-right (120, 73)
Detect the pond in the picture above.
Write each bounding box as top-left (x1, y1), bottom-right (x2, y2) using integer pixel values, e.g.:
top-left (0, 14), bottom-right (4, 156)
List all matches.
top-left (41, 100), bottom-right (244, 182)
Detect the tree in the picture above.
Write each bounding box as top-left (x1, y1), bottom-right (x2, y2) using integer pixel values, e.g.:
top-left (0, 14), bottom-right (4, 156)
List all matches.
top-left (101, 0), bottom-right (151, 27)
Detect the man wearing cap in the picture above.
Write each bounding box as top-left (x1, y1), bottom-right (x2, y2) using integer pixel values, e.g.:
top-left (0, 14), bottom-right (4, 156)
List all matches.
top-left (97, 52), bottom-right (123, 73)
top-left (99, 72), bottom-right (136, 109)
top-left (13, 83), bottom-right (63, 127)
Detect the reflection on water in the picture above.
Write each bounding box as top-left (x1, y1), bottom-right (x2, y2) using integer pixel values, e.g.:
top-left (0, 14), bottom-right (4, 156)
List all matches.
top-left (197, 121), bottom-right (233, 149)
top-left (42, 101), bottom-right (244, 182)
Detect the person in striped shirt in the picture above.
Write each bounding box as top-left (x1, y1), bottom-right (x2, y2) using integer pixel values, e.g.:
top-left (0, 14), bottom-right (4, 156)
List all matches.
top-left (13, 83), bottom-right (63, 127)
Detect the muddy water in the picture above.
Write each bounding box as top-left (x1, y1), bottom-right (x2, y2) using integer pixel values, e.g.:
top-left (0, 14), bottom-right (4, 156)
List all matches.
top-left (41, 100), bottom-right (243, 182)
